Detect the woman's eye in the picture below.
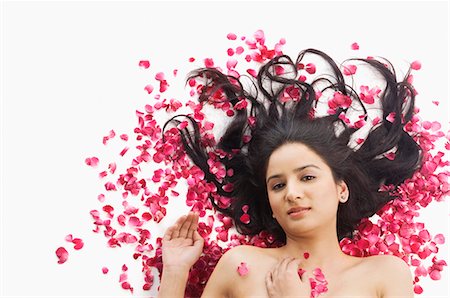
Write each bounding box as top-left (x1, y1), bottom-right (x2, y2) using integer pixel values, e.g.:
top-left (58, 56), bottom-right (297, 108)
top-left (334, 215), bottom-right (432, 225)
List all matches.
top-left (301, 175), bottom-right (315, 181)
top-left (272, 183), bottom-right (284, 190)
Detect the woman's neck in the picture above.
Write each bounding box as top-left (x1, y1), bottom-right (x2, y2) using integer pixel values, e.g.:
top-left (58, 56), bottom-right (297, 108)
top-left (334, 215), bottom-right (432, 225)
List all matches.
top-left (279, 229), bottom-right (350, 270)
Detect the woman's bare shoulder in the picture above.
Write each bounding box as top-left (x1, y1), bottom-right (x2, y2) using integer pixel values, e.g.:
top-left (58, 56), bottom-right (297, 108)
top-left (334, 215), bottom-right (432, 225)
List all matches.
top-left (363, 254), bottom-right (410, 270)
top-left (201, 245), bottom-right (269, 297)
top-left (361, 255), bottom-right (414, 297)
top-left (219, 245), bottom-right (268, 264)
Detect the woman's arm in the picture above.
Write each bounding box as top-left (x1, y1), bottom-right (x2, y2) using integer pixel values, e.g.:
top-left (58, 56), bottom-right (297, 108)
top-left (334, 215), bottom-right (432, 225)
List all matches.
top-left (158, 212), bottom-right (204, 298)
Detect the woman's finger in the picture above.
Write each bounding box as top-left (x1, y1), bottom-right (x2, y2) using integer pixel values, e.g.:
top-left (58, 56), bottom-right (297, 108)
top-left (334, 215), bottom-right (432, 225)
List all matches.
top-left (265, 271), bottom-right (275, 296)
top-left (186, 212), bottom-right (198, 239)
top-left (162, 224), bottom-right (177, 243)
top-left (287, 258), bottom-right (301, 270)
top-left (280, 257), bottom-right (294, 272)
top-left (179, 212), bottom-right (193, 238)
top-left (171, 215), bottom-right (186, 239)
top-left (193, 230), bottom-right (204, 250)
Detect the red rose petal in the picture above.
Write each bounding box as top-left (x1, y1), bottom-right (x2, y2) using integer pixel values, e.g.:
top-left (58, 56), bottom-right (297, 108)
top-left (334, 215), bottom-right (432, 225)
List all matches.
top-left (414, 284), bottom-right (423, 294)
top-left (102, 267), bottom-right (109, 274)
top-left (85, 157), bottom-right (99, 167)
top-left (305, 63), bottom-right (316, 74)
top-left (204, 58), bottom-right (214, 68)
top-left (139, 60), bottom-right (150, 69)
top-left (72, 238), bottom-right (84, 250)
top-left (298, 268), bottom-right (306, 278)
top-left (56, 247), bottom-right (68, 264)
top-left (119, 147), bottom-right (129, 157)
top-left (239, 213), bottom-right (250, 224)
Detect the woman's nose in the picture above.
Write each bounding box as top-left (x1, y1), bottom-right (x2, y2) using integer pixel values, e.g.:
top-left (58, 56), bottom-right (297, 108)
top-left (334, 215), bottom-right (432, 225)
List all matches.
top-left (285, 181), bottom-right (303, 202)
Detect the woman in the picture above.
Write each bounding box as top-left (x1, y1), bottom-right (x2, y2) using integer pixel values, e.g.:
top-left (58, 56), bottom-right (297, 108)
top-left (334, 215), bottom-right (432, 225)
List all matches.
top-left (158, 49), bottom-right (422, 297)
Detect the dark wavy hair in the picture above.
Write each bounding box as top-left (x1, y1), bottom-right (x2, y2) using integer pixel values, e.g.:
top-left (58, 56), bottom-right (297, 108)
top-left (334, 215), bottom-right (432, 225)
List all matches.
top-left (164, 48), bottom-right (422, 242)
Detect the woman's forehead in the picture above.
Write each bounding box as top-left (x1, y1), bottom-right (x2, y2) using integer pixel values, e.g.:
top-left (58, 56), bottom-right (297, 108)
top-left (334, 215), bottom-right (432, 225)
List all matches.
top-left (266, 143), bottom-right (325, 174)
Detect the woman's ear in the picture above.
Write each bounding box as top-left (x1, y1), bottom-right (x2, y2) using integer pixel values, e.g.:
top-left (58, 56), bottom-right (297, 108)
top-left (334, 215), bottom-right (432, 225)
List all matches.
top-left (338, 180), bottom-right (349, 203)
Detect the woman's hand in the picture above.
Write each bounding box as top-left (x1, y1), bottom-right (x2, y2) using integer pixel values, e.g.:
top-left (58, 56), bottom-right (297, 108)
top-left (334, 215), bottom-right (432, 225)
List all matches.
top-left (162, 212), bottom-right (204, 270)
top-left (265, 257), bottom-right (311, 298)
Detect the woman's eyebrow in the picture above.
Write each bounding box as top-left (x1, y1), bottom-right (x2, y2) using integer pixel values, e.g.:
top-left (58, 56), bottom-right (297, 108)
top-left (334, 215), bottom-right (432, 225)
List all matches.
top-left (266, 164), bottom-right (320, 183)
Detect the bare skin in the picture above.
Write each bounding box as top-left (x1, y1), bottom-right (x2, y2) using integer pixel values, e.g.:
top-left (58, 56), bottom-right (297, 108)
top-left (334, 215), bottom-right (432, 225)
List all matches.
top-left (159, 143), bottom-right (414, 298)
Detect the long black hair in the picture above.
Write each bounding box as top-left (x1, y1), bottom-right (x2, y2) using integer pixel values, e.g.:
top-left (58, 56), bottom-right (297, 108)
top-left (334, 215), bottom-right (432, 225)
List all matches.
top-left (163, 48), bottom-right (422, 242)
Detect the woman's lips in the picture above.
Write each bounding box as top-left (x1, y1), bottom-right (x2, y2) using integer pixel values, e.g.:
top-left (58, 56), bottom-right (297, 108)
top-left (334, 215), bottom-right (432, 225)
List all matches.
top-left (287, 207), bottom-right (311, 218)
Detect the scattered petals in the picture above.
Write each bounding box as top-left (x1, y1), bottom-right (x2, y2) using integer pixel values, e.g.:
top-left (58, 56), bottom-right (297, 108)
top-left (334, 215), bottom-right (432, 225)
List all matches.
top-left (69, 30), bottom-right (448, 297)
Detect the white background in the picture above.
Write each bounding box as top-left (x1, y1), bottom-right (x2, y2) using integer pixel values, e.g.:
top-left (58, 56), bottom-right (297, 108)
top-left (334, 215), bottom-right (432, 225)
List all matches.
top-left (1, 1), bottom-right (449, 297)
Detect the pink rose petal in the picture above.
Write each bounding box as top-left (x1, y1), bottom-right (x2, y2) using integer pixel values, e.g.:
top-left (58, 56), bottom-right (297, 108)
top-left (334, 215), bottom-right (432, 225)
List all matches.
top-left (227, 33), bottom-right (237, 40)
top-left (237, 262), bottom-right (249, 276)
top-left (343, 64), bottom-right (357, 76)
top-left (144, 85), bottom-right (154, 94)
top-left (411, 60), bottom-right (422, 70)
top-left (434, 234), bottom-right (445, 244)
top-left (386, 112), bottom-right (396, 123)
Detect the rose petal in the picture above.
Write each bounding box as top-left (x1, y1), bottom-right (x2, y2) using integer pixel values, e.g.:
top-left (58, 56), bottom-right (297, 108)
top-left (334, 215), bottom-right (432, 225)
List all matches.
top-left (411, 60), bottom-right (422, 70)
top-left (227, 33), bottom-right (237, 40)
top-left (139, 60), bottom-right (150, 69)
top-left (237, 262), bottom-right (249, 276)
top-left (56, 247), bottom-right (68, 264)
top-left (85, 157), bottom-right (99, 167)
top-left (72, 238), bottom-right (84, 250)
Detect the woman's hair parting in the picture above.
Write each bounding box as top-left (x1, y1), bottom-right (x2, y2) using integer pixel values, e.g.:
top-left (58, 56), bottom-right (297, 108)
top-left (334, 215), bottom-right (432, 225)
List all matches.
top-left (163, 48), bottom-right (423, 242)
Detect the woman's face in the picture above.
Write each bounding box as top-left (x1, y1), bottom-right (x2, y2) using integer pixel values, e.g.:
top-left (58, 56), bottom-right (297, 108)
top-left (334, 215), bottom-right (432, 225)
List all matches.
top-left (265, 142), bottom-right (347, 237)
